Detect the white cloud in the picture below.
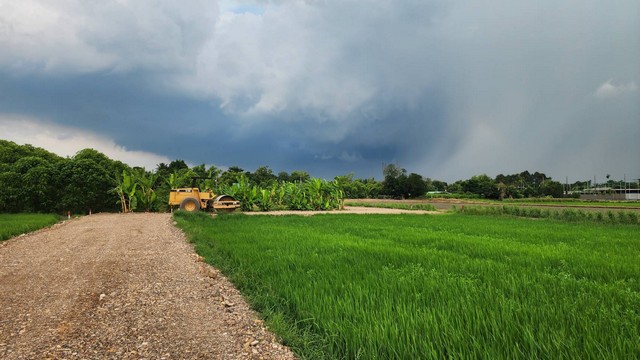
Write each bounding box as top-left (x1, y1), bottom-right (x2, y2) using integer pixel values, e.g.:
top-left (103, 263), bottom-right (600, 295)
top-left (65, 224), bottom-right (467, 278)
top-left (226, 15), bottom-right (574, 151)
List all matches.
top-left (0, 0), bottom-right (638, 181)
top-left (0, 114), bottom-right (171, 169)
top-left (595, 80), bottom-right (637, 99)
top-left (0, 0), bottom-right (218, 74)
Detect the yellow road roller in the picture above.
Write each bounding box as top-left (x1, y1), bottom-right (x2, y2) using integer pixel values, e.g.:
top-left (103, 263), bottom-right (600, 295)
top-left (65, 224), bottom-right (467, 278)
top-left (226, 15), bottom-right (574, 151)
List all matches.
top-left (169, 187), bottom-right (240, 213)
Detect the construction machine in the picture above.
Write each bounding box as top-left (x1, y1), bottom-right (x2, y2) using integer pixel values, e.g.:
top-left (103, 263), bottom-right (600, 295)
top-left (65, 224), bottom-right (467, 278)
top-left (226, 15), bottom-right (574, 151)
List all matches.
top-left (169, 178), bottom-right (240, 213)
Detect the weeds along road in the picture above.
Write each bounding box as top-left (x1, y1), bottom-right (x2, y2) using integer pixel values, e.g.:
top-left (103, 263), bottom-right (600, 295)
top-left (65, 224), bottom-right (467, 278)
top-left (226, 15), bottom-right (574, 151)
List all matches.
top-left (0, 213), bottom-right (294, 360)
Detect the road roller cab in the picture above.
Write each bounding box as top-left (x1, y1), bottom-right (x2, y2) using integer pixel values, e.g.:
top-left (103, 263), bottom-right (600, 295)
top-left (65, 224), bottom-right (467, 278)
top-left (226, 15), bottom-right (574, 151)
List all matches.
top-left (169, 187), bottom-right (240, 213)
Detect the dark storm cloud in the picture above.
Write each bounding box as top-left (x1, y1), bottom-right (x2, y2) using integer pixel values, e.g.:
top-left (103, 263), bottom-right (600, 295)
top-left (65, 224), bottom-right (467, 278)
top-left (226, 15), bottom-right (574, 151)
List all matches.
top-left (1, 0), bottom-right (638, 181)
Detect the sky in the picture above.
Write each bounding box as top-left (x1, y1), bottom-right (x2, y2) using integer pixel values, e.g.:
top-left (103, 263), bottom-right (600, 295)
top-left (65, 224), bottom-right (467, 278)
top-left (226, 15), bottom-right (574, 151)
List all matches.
top-left (0, 0), bottom-right (638, 183)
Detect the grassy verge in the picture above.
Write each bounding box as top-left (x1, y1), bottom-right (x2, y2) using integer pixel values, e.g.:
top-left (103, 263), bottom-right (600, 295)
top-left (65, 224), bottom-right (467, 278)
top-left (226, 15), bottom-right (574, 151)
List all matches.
top-left (175, 212), bottom-right (640, 359)
top-left (0, 213), bottom-right (61, 241)
top-left (345, 201), bottom-right (437, 211)
top-left (501, 198), bottom-right (640, 208)
top-left (455, 205), bottom-right (639, 224)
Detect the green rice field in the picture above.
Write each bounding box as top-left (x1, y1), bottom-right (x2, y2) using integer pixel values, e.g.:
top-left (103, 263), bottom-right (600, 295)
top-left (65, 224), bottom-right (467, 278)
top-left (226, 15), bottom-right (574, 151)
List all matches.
top-left (175, 212), bottom-right (640, 359)
top-left (346, 201), bottom-right (437, 211)
top-left (0, 213), bottom-right (60, 241)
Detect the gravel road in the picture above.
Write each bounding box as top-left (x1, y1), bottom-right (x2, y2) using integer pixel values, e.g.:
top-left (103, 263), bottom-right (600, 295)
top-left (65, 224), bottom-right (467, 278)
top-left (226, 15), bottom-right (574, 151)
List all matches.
top-left (0, 213), bottom-right (295, 359)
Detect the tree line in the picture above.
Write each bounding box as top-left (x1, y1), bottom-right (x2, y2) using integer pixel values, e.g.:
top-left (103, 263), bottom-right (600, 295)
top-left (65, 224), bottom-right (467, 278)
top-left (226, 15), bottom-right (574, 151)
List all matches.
top-left (1, 140), bottom-right (575, 214)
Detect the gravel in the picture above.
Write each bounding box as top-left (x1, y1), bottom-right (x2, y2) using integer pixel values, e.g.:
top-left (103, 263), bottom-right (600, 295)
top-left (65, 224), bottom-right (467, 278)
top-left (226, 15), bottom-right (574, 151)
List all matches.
top-left (0, 213), bottom-right (296, 359)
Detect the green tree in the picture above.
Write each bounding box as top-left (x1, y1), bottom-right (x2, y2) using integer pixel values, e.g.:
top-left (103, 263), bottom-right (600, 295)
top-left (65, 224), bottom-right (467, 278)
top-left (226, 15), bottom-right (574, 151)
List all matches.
top-left (167, 160), bottom-right (189, 172)
top-left (21, 161), bottom-right (59, 212)
top-left (251, 166), bottom-right (277, 187)
top-left (58, 158), bottom-right (116, 213)
top-left (539, 180), bottom-right (564, 198)
top-left (404, 173), bottom-right (427, 198)
top-left (0, 170), bottom-right (21, 212)
top-left (277, 171), bottom-right (291, 183)
top-left (382, 164), bottom-right (407, 198)
top-left (461, 175), bottom-right (498, 199)
top-left (290, 170), bottom-right (311, 183)
top-left (219, 166), bottom-right (245, 186)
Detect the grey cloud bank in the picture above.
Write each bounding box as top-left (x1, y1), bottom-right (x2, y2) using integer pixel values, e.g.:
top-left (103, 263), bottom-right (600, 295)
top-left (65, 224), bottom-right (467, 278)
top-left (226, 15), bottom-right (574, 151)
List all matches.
top-left (0, 0), bottom-right (638, 182)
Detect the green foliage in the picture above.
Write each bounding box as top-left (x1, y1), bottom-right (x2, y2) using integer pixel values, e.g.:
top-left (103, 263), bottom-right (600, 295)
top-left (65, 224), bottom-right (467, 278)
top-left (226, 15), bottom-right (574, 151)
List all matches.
top-left (218, 166), bottom-right (246, 187)
top-left (290, 170), bottom-right (311, 183)
top-left (256, 188), bottom-right (274, 212)
top-left (250, 166), bottom-right (277, 187)
top-left (175, 213), bottom-right (640, 359)
top-left (382, 164), bottom-right (432, 198)
top-left (58, 157), bottom-right (116, 213)
top-left (220, 176), bottom-right (344, 211)
top-left (133, 169), bottom-right (158, 212)
top-left (459, 174), bottom-right (499, 199)
top-left (495, 171), bottom-right (567, 198)
top-left (0, 140), bottom-right (124, 213)
top-left (0, 213), bottom-right (60, 241)
top-left (226, 176), bottom-right (259, 211)
top-left (334, 173), bottom-right (382, 198)
top-left (455, 205), bottom-right (640, 224)
top-left (5, 138), bottom-right (632, 215)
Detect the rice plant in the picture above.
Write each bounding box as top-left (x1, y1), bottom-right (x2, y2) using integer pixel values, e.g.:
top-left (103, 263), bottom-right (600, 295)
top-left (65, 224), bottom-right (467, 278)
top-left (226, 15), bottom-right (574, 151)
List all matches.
top-left (456, 205), bottom-right (640, 224)
top-left (346, 201), bottom-right (437, 211)
top-left (175, 212), bottom-right (640, 359)
top-left (0, 213), bottom-right (60, 241)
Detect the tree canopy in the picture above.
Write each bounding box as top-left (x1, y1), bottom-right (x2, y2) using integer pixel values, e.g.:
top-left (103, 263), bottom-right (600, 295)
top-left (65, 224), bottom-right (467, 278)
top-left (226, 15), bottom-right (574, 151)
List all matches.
top-left (1, 139), bottom-right (581, 213)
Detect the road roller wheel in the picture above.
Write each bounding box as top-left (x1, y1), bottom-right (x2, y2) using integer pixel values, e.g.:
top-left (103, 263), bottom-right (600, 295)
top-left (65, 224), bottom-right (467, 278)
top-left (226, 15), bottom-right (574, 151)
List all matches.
top-left (180, 197), bottom-right (201, 212)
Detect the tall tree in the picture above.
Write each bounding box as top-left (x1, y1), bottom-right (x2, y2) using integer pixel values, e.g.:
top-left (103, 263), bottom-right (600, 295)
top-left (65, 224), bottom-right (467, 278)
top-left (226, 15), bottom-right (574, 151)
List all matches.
top-left (382, 164), bottom-right (407, 198)
top-left (251, 166), bottom-right (277, 187)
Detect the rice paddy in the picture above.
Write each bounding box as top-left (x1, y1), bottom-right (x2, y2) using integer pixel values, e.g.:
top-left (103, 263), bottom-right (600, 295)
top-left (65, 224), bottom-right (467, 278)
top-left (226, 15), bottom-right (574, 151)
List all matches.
top-left (0, 213), bottom-right (60, 241)
top-left (175, 211), bottom-right (640, 359)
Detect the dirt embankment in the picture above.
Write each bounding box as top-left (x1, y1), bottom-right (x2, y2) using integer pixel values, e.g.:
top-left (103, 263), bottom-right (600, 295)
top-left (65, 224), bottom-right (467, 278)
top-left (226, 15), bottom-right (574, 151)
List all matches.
top-left (0, 213), bottom-right (295, 359)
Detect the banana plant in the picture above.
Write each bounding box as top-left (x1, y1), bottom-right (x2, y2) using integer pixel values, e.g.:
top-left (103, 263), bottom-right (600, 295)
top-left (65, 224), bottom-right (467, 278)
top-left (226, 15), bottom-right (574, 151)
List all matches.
top-left (111, 172), bottom-right (127, 213)
top-left (256, 188), bottom-right (274, 212)
top-left (166, 171), bottom-right (179, 189)
top-left (135, 171), bottom-right (158, 212)
top-left (231, 175), bottom-right (258, 211)
top-left (111, 170), bottom-right (137, 213)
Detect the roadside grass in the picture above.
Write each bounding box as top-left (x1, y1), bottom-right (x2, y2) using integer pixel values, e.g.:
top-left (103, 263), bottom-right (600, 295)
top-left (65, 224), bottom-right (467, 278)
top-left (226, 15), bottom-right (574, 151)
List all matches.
top-left (175, 212), bottom-right (640, 359)
top-left (455, 205), bottom-right (640, 224)
top-left (346, 198), bottom-right (640, 209)
top-left (482, 198), bottom-right (640, 208)
top-left (0, 213), bottom-right (61, 241)
top-left (345, 201), bottom-right (438, 211)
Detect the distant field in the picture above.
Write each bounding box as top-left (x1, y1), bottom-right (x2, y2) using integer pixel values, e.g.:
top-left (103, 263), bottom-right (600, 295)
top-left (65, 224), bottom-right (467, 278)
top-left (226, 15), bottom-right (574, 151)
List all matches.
top-left (346, 198), bottom-right (640, 211)
top-left (0, 214), bottom-right (60, 241)
top-left (346, 201), bottom-right (437, 211)
top-left (497, 199), bottom-right (640, 208)
top-left (175, 212), bottom-right (640, 359)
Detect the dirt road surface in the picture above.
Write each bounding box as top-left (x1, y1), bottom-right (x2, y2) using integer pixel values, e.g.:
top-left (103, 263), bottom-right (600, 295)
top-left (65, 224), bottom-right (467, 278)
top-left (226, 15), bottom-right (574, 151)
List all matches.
top-left (0, 213), bottom-right (295, 359)
top-left (243, 206), bottom-right (439, 216)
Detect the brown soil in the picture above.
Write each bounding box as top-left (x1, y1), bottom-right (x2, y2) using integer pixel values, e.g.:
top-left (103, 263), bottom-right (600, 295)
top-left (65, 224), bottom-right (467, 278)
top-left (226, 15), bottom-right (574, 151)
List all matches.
top-left (0, 213), bottom-right (295, 359)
